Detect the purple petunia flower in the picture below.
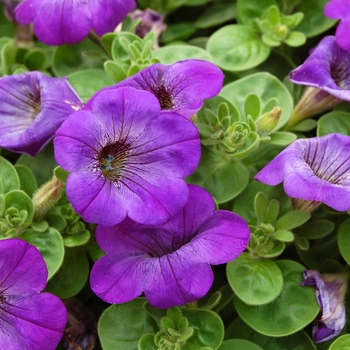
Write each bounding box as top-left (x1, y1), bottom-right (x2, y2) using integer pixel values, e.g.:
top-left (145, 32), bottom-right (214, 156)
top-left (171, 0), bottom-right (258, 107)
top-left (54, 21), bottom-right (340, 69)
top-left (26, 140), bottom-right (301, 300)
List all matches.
top-left (0, 238), bottom-right (67, 350)
top-left (90, 185), bottom-right (250, 308)
top-left (254, 133), bottom-right (350, 212)
top-left (15, 0), bottom-right (136, 45)
top-left (286, 36), bottom-right (350, 128)
top-left (301, 270), bottom-right (348, 343)
top-left (0, 71), bottom-right (82, 156)
top-left (85, 60), bottom-right (224, 119)
top-left (54, 86), bottom-right (201, 227)
top-left (324, 0), bottom-right (350, 52)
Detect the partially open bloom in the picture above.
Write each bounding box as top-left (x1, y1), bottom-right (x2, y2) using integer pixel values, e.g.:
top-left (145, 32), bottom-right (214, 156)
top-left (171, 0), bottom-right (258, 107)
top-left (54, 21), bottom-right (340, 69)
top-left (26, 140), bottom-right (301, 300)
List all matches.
top-left (0, 238), bottom-right (67, 349)
top-left (0, 71), bottom-right (82, 156)
top-left (255, 134), bottom-right (350, 212)
top-left (324, 0), bottom-right (350, 52)
top-left (86, 60), bottom-right (224, 119)
top-left (54, 87), bottom-right (200, 226)
top-left (130, 8), bottom-right (167, 49)
top-left (301, 270), bottom-right (348, 343)
top-left (287, 36), bottom-right (350, 128)
top-left (90, 185), bottom-right (250, 308)
top-left (15, 0), bottom-right (136, 45)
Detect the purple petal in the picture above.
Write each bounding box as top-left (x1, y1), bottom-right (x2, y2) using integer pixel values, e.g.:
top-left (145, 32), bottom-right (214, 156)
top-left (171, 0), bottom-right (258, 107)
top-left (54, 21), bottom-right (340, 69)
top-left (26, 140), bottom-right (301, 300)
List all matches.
top-left (335, 19), bottom-right (350, 52)
top-left (289, 36), bottom-right (350, 101)
top-left (0, 239), bottom-right (47, 295)
top-left (301, 270), bottom-right (347, 343)
top-left (90, 0), bottom-right (136, 36)
top-left (143, 254), bottom-right (214, 308)
top-left (324, 0), bottom-right (350, 19)
top-left (188, 210), bottom-right (251, 265)
top-left (66, 173), bottom-right (127, 226)
top-left (90, 255), bottom-right (146, 304)
top-left (0, 293), bottom-right (67, 350)
top-left (255, 134), bottom-right (350, 211)
top-left (0, 72), bottom-right (82, 156)
top-left (16, 0), bottom-right (91, 45)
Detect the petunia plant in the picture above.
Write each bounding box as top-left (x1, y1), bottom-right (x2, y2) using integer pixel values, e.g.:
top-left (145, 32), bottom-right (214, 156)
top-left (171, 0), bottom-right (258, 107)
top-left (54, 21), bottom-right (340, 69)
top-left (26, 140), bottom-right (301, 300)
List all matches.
top-left (2, 0), bottom-right (350, 349)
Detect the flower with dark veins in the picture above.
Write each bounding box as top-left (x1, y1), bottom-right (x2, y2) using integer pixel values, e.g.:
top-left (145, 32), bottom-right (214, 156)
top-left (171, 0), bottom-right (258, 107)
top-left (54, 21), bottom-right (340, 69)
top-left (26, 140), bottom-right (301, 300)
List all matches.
top-left (15, 0), bottom-right (136, 45)
top-left (86, 59), bottom-right (224, 119)
top-left (0, 71), bottom-right (82, 156)
top-left (301, 270), bottom-right (348, 343)
top-left (90, 185), bottom-right (250, 308)
top-left (54, 86), bottom-right (201, 226)
top-left (255, 133), bottom-right (350, 211)
top-left (0, 238), bottom-right (67, 350)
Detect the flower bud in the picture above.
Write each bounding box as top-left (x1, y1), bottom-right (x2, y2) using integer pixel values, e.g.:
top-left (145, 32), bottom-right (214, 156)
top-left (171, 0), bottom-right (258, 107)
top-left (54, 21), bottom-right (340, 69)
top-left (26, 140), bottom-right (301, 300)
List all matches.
top-left (256, 107), bottom-right (281, 136)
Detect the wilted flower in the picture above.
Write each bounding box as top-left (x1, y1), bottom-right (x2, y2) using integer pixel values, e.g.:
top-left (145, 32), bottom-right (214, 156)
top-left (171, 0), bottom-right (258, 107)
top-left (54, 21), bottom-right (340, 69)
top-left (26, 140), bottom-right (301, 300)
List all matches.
top-left (90, 185), bottom-right (250, 308)
top-left (324, 0), bottom-right (350, 52)
top-left (86, 60), bottom-right (224, 119)
top-left (255, 134), bottom-right (350, 212)
top-left (15, 0), bottom-right (136, 45)
top-left (0, 238), bottom-right (67, 349)
top-left (54, 86), bottom-right (200, 226)
top-left (301, 270), bottom-right (348, 343)
top-left (287, 36), bottom-right (350, 128)
top-left (0, 71), bottom-right (82, 156)
top-left (130, 8), bottom-right (167, 49)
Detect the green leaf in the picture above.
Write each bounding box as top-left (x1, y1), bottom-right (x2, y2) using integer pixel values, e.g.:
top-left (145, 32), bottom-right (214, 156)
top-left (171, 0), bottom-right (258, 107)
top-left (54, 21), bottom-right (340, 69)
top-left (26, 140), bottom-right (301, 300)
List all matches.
top-left (187, 147), bottom-right (249, 203)
top-left (21, 227), bottom-right (64, 279)
top-left (53, 166), bottom-right (69, 185)
top-left (207, 25), bottom-right (270, 72)
top-left (219, 339), bottom-right (263, 350)
top-left (52, 38), bottom-right (105, 77)
top-left (227, 253), bottom-right (283, 305)
top-left (153, 45), bottom-right (213, 64)
top-left (244, 93), bottom-right (261, 120)
top-left (226, 317), bottom-right (317, 350)
top-left (5, 190), bottom-right (34, 228)
top-left (195, 3), bottom-right (237, 29)
top-left (268, 131), bottom-right (297, 146)
top-left (265, 199), bottom-right (280, 224)
top-left (98, 298), bottom-right (158, 350)
top-left (237, 0), bottom-right (277, 25)
top-left (182, 309), bottom-right (224, 350)
top-left (289, 119), bottom-right (317, 132)
top-left (254, 192), bottom-right (268, 223)
top-left (338, 219), bottom-right (350, 265)
top-left (63, 230), bottom-right (90, 247)
top-left (104, 60), bottom-right (127, 83)
top-left (45, 247), bottom-right (89, 298)
top-left (139, 334), bottom-right (158, 350)
top-left (15, 165), bottom-right (37, 197)
top-left (23, 48), bottom-right (47, 71)
top-left (275, 230), bottom-right (294, 242)
top-left (294, 0), bottom-right (337, 38)
top-left (329, 334), bottom-right (350, 350)
top-left (317, 111), bottom-right (350, 136)
top-left (68, 68), bottom-right (113, 102)
top-left (284, 31), bottom-right (306, 47)
top-left (0, 156), bottom-right (20, 194)
top-left (221, 72), bottom-right (294, 130)
top-left (234, 260), bottom-right (320, 336)
top-left (274, 210), bottom-right (310, 231)
top-left (161, 23), bottom-right (197, 43)
top-left (16, 143), bottom-right (57, 186)
top-left (294, 220), bottom-right (334, 240)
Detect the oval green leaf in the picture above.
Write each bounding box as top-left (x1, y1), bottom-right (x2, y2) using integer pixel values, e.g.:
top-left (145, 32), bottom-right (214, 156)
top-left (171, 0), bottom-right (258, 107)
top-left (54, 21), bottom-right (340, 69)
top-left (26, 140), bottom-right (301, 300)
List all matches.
top-left (219, 339), bottom-right (263, 350)
top-left (0, 156), bottom-right (20, 194)
top-left (207, 25), bottom-right (270, 72)
top-left (45, 247), bottom-right (89, 298)
top-left (187, 147), bottom-right (249, 203)
top-left (234, 260), bottom-right (319, 336)
top-left (21, 227), bottom-right (64, 279)
top-left (227, 253), bottom-right (283, 305)
top-left (338, 219), bottom-right (350, 265)
top-left (98, 298), bottom-right (158, 350)
top-left (317, 111), bottom-right (350, 137)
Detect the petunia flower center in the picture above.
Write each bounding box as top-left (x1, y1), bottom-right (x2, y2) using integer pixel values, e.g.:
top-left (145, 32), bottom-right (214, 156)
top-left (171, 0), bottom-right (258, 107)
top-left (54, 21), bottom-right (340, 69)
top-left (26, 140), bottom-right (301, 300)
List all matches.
top-left (154, 84), bottom-right (173, 110)
top-left (98, 140), bottom-right (130, 182)
top-left (27, 85), bottom-right (42, 119)
top-left (330, 60), bottom-right (350, 89)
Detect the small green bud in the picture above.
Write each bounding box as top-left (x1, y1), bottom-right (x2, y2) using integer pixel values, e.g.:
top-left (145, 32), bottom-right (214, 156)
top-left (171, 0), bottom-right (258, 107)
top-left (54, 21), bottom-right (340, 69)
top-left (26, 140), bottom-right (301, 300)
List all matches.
top-left (256, 107), bottom-right (282, 136)
top-left (32, 175), bottom-right (64, 221)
